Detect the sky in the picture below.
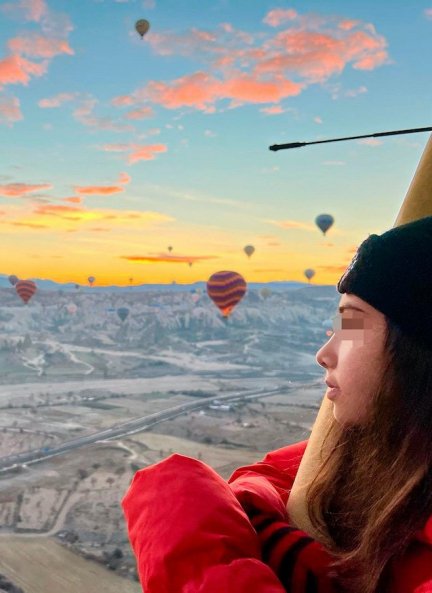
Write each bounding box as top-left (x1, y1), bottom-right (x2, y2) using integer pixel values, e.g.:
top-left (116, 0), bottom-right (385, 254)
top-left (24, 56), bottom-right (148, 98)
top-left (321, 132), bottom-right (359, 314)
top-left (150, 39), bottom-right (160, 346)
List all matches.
top-left (0, 0), bottom-right (431, 286)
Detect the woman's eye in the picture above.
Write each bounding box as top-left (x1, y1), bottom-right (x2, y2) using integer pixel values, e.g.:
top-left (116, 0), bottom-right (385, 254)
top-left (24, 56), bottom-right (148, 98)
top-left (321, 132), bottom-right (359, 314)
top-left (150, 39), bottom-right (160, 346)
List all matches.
top-left (332, 314), bottom-right (364, 332)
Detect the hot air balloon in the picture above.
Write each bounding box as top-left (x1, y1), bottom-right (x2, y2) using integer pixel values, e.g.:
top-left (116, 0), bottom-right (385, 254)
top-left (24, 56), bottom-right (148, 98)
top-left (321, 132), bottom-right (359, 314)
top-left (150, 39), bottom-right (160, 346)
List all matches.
top-left (129, 277), bottom-right (134, 284)
top-left (88, 276), bottom-right (95, 286)
top-left (75, 284), bottom-right (80, 290)
top-left (8, 274), bottom-right (19, 286)
top-left (188, 261), bottom-right (193, 267)
top-left (304, 268), bottom-right (315, 282)
top-left (244, 245), bottom-right (255, 258)
top-left (206, 271), bottom-right (247, 318)
top-left (135, 19), bottom-right (150, 38)
top-left (315, 214), bottom-right (334, 236)
top-left (117, 307), bottom-right (130, 322)
top-left (66, 303), bottom-right (77, 315)
top-left (15, 280), bottom-right (37, 304)
top-left (259, 287), bottom-right (271, 300)
top-left (168, 246), bottom-right (173, 253)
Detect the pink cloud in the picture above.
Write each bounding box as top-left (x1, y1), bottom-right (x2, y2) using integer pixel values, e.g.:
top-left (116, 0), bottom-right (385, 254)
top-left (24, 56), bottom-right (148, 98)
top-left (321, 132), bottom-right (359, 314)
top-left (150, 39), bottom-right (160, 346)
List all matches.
top-left (34, 204), bottom-right (82, 216)
top-left (121, 254), bottom-right (218, 264)
top-left (63, 196), bottom-right (82, 203)
top-left (0, 96), bottom-right (23, 124)
top-left (111, 95), bottom-right (134, 107)
top-left (125, 106), bottom-right (154, 120)
top-left (73, 98), bottom-right (133, 132)
top-left (225, 75), bottom-right (302, 105)
top-left (0, 54), bottom-right (47, 87)
top-left (111, 11), bottom-right (389, 114)
top-left (260, 105), bottom-right (284, 115)
top-left (118, 172), bottom-right (131, 184)
top-left (263, 9), bottom-right (298, 27)
top-left (75, 185), bottom-right (125, 195)
top-left (128, 144), bottom-right (167, 164)
top-left (1, 0), bottom-right (47, 22)
top-left (38, 92), bottom-right (76, 108)
top-left (101, 143), bottom-right (131, 152)
top-left (0, 182), bottom-right (52, 197)
top-left (8, 35), bottom-right (74, 59)
top-left (353, 50), bottom-right (388, 70)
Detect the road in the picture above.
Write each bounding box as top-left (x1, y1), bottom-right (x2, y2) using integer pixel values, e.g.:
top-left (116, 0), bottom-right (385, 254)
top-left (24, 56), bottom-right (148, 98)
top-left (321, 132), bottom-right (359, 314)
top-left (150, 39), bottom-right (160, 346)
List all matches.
top-left (0, 384), bottom-right (311, 472)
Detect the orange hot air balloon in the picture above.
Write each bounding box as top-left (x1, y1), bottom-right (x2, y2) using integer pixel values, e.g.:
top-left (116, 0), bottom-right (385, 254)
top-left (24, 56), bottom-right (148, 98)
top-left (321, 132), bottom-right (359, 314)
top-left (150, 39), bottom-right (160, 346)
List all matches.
top-left (15, 280), bottom-right (37, 304)
top-left (206, 271), bottom-right (247, 318)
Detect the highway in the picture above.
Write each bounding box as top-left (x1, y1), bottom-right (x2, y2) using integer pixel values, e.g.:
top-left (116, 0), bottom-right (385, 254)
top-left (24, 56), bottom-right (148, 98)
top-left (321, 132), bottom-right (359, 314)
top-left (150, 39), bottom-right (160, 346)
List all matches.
top-left (0, 383), bottom-right (313, 472)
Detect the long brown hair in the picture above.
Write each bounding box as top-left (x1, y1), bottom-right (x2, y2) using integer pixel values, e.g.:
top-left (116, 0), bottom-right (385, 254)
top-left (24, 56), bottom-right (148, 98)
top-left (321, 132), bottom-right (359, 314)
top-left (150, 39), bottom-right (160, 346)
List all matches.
top-left (306, 316), bottom-right (432, 593)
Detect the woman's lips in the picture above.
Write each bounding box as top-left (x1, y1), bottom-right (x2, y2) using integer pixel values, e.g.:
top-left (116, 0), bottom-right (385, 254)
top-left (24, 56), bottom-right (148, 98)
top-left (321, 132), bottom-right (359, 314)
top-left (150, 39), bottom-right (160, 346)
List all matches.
top-left (326, 385), bottom-right (340, 400)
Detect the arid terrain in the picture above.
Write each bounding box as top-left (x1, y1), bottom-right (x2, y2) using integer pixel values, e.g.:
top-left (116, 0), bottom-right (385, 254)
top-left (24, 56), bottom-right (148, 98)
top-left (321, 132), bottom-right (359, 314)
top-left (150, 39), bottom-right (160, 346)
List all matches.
top-left (0, 284), bottom-right (338, 592)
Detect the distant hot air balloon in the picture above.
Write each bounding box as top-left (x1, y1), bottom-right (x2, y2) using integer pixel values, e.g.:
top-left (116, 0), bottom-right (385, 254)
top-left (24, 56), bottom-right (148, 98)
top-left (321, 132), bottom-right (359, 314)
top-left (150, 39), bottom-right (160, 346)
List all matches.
top-left (259, 287), bottom-right (271, 300)
top-left (8, 274), bottom-right (19, 286)
top-left (191, 293), bottom-right (200, 304)
top-left (88, 276), bottom-right (95, 286)
top-left (244, 245), bottom-right (255, 258)
top-left (188, 261), bottom-right (193, 268)
top-left (315, 214), bottom-right (334, 236)
top-left (66, 303), bottom-right (77, 315)
top-left (15, 280), bottom-right (37, 304)
top-left (117, 307), bottom-right (130, 322)
top-left (135, 19), bottom-right (150, 38)
top-left (206, 271), bottom-right (247, 318)
top-left (129, 277), bottom-right (134, 284)
top-left (75, 284), bottom-right (80, 290)
top-left (304, 268), bottom-right (315, 282)
top-left (168, 246), bottom-right (173, 253)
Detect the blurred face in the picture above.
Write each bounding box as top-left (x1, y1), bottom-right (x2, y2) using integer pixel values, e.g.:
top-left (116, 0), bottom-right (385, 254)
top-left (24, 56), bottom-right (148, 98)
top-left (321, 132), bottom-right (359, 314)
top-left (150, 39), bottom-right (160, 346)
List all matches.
top-left (315, 293), bottom-right (388, 426)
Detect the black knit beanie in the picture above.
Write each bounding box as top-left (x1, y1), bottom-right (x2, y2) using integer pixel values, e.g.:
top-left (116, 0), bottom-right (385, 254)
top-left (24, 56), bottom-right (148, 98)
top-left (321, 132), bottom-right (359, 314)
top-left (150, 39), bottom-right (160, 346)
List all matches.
top-left (337, 215), bottom-right (432, 350)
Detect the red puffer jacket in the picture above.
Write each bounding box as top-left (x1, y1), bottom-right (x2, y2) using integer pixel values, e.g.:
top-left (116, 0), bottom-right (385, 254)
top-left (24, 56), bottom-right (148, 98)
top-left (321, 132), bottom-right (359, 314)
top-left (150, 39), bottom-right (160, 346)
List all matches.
top-left (122, 439), bottom-right (432, 593)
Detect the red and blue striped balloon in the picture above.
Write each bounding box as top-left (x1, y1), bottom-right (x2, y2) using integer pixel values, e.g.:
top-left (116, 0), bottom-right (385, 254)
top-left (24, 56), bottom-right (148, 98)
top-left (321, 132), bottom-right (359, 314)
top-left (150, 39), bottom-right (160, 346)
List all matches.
top-left (206, 271), bottom-right (247, 318)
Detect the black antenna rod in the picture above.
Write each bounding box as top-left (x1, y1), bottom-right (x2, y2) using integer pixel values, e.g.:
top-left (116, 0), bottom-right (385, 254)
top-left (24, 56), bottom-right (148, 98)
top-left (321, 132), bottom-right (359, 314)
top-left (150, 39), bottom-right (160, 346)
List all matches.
top-left (269, 126), bottom-right (432, 152)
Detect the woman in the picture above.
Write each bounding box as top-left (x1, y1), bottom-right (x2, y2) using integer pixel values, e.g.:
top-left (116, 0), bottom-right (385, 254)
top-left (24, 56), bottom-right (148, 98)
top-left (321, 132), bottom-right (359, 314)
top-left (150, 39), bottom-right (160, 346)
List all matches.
top-left (122, 217), bottom-right (432, 593)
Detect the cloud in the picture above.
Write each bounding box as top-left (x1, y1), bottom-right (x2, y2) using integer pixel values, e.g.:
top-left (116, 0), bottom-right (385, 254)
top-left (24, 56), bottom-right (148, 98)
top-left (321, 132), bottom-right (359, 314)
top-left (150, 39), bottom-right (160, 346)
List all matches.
top-left (338, 19), bottom-right (360, 31)
top-left (8, 35), bottom-right (74, 59)
top-left (118, 172), bottom-right (131, 184)
top-left (63, 196), bottom-right (83, 203)
top-left (9, 221), bottom-right (48, 228)
top-left (125, 106), bottom-right (154, 119)
top-left (74, 184), bottom-right (125, 195)
top-left (0, 95), bottom-right (23, 125)
top-left (0, 182), bottom-right (52, 197)
top-left (0, 54), bottom-right (48, 87)
top-left (112, 12), bottom-right (389, 114)
top-left (263, 9), bottom-right (298, 27)
top-left (265, 219), bottom-right (316, 232)
top-left (1, 0), bottom-right (48, 22)
top-left (128, 144), bottom-right (167, 164)
top-left (322, 160), bottom-right (345, 166)
top-left (101, 143), bottom-right (167, 164)
top-left (120, 254), bottom-right (218, 264)
top-left (260, 105), bottom-right (284, 115)
top-left (134, 72), bottom-right (303, 112)
top-left (38, 92), bottom-right (76, 108)
top-left (73, 97), bottom-right (134, 132)
top-left (28, 204), bottom-right (174, 227)
top-left (111, 95), bottom-right (134, 107)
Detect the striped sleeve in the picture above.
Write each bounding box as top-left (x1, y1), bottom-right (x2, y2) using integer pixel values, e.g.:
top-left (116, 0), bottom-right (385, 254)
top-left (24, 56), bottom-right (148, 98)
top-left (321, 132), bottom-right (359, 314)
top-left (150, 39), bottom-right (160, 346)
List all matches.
top-left (250, 511), bottom-right (337, 593)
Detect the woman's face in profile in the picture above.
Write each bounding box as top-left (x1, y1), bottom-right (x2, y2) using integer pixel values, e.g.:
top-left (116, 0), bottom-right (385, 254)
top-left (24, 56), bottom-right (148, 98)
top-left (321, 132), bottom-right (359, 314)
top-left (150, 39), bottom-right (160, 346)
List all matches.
top-left (315, 293), bottom-right (388, 426)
